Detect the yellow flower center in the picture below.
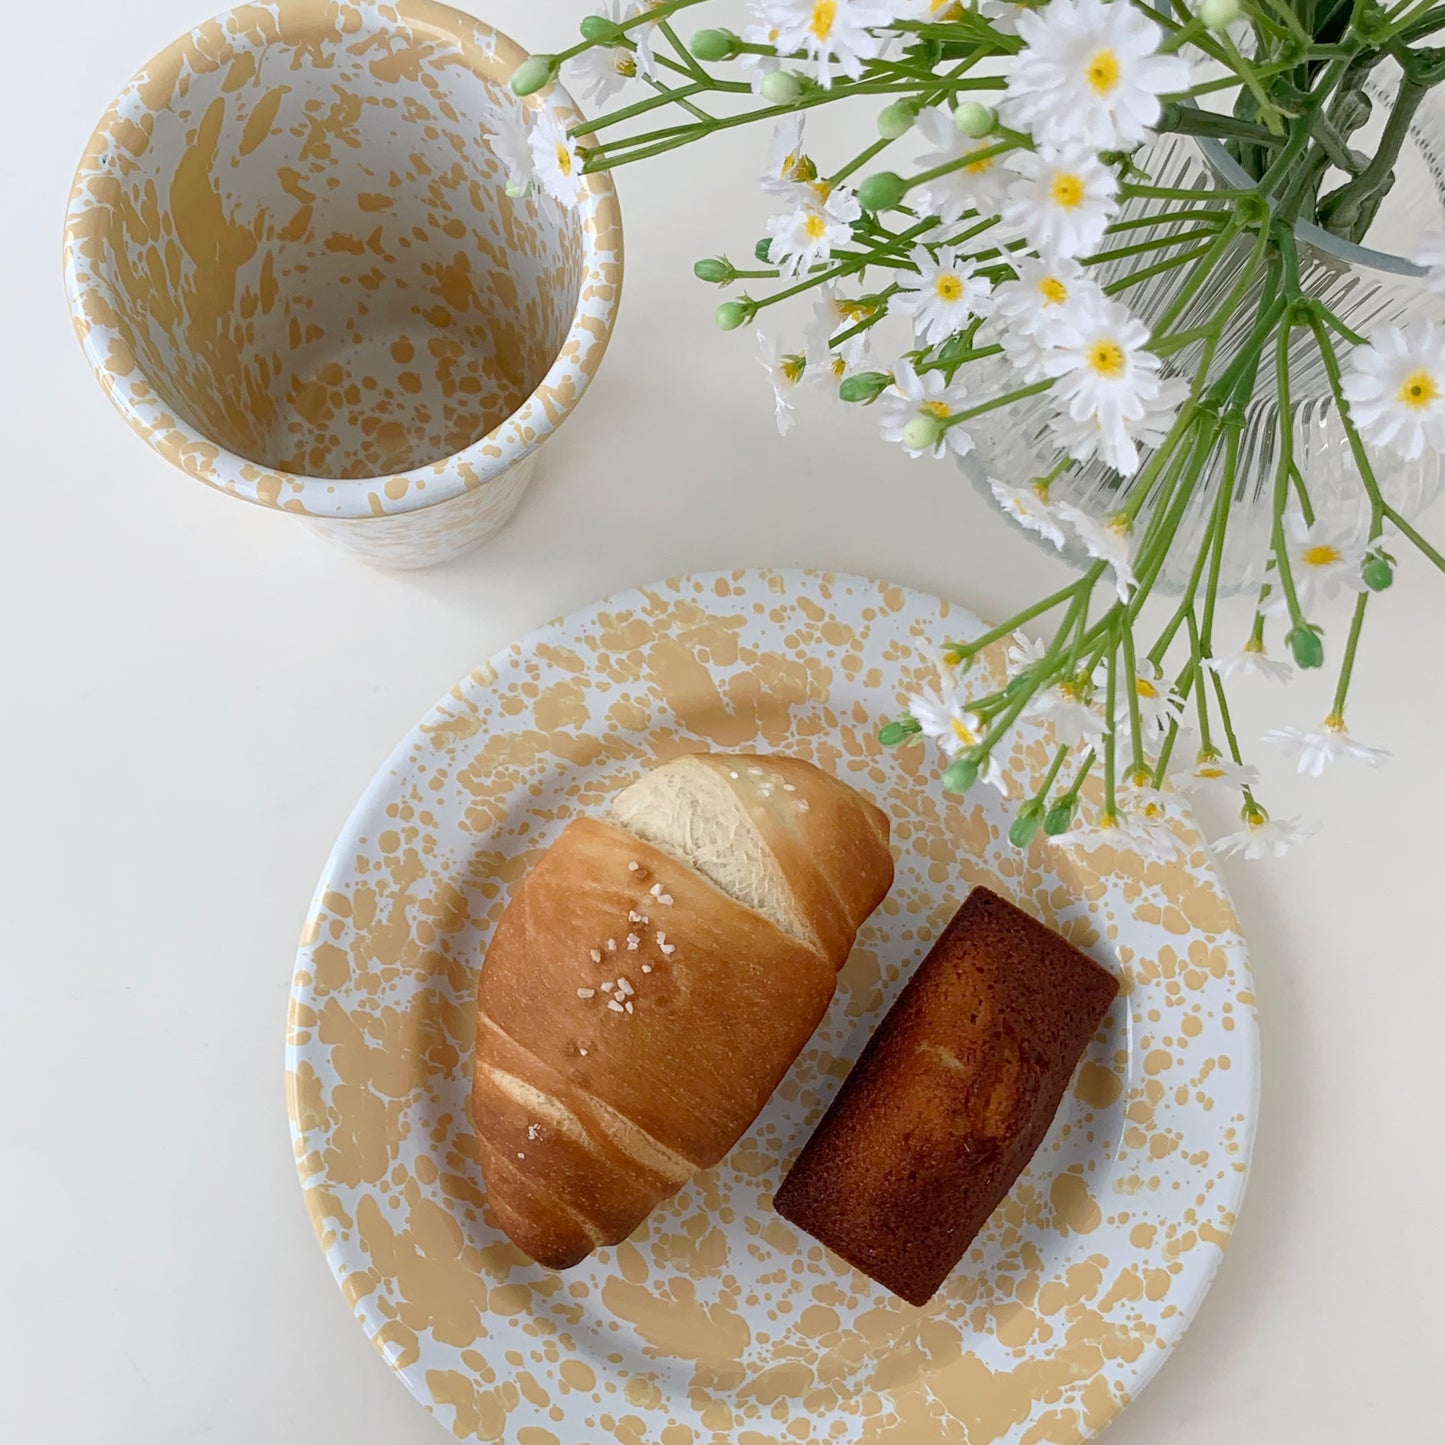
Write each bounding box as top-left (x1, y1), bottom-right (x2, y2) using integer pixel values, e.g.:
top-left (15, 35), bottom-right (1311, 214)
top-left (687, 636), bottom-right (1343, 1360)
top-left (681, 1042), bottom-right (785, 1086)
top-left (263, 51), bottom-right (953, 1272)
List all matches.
top-left (616, 53), bottom-right (636, 78)
top-left (923, 400), bottom-right (951, 419)
top-left (1031, 478), bottom-right (1051, 502)
top-left (804, 213), bottom-right (828, 241)
top-left (1086, 48), bottom-right (1121, 95)
top-left (810, 0), bottom-right (837, 41)
top-left (1197, 763), bottom-right (1226, 779)
top-left (935, 273), bottom-right (964, 303)
top-left (555, 143), bottom-right (573, 177)
top-left (1301, 544), bottom-right (1342, 568)
top-left (1087, 340), bottom-right (1127, 377)
top-left (838, 298), bottom-right (875, 320)
top-left (1397, 369), bottom-right (1439, 408)
top-left (781, 355), bottom-right (806, 385)
top-left (951, 716), bottom-right (977, 746)
top-left (1039, 276), bottom-right (1068, 305)
top-left (965, 154), bottom-right (995, 175)
top-left (1136, 677), bottom-right (1159, 700)
top-left (1051, 172), bottom-right (1085, 209)
top-left (831, 356), bottom-right (846, 379)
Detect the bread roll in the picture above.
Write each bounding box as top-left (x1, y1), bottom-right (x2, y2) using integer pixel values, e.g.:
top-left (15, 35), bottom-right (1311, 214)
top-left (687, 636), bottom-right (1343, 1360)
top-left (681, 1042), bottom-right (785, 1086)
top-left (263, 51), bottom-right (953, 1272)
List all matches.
top-left (470, 754), bottom-right (894, 1268)
top-left (773, 887), bottom-right (1119, 1306)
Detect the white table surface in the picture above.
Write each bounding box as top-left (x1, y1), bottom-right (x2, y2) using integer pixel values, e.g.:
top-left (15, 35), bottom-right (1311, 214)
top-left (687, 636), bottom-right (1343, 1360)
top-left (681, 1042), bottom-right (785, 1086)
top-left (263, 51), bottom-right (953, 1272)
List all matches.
top-left (6, 2), bottom-right (1442, 1440)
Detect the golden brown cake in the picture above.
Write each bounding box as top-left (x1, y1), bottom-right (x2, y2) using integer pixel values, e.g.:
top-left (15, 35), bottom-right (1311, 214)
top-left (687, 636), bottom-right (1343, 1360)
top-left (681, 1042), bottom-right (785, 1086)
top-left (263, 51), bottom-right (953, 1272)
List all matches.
top-left (772, 886), bottom-right (1119, 1306)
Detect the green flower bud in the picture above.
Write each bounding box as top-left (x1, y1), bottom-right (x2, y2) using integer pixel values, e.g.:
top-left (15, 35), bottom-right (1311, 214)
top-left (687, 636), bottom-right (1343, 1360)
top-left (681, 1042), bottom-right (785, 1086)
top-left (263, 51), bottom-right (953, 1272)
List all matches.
top-left (1009, 801), bottom-right (1045, 849)
top-left (509, 55), bottom-right (555, 97)
top-left (877, 100), bottom-right (917, 140)
top-left (1199, 0), bottom-right (1242, 28)
top-left (579, 15), bottom-right (620, 43)
top-left (857, 170), bottom-right (907, 213)
top-left (901, 413), bottom-right (945, 452)
top-left (690, 27), bottom-right (740, 61)
top-left (760, 69), bottom-right (804, 105)
top-left (1362, 552), bottom-right (1394, 591)
top-left (714, 298), bottom-right (755, 331)
top-left (693, 256), bottom-right (736, 285)
top-left (754, 237), bottom-right (774, 263)
top-left (878, 717), bottom-right (922, 748)
top-left (953, 101), bottom-right (995, 138)
top-left (839, 370), bottom-right (892, 404)
top-left (942, 757), bottom-right (980, 795)
top-left (1286, 625), bottom-right (1325, 669)
top-left (1044, 795), bottom-right (1078, 836)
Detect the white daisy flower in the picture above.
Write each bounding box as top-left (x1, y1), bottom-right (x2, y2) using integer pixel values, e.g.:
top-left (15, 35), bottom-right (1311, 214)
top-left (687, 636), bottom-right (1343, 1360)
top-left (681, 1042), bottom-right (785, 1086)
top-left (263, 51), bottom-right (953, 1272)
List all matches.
top-left (1340, 321), bottom-right (1445, 461)
top-left (757, 331), bottom-right (807, 436)
top-left (528, 109), bottom-right (584, 208)
top-left (567, 2), bottom-right (646, 106)
top-left (1004, 0), bottom-right (1190, 151)
top-left (482, 105), bottom-right (534, 195)
top-left (1203, 643), bottom-right (1293, 683)
top-left (1214, 813), bottom-right (1319, 860)
top-left (1116, 781), bottom-right (1187, 858)
top-left (1052, 810), bottom-right (1176, 861)
top-left (805, 287), bottom-right (876, 369)
top-left (1025, 680), bottom-right (1108, 745)
top-left (1271, 508), bottom-right (1367, 614)
top-left (762, 114), bottom-right (812, 193)
top-left (1001, 144), bottom-right (1120, 260)
top-left (912, 106), bottom-right (1013, 224)
top-left (1118, 658), bottom-right (1181, 735)
top-left (909, 684), bottom-right (984, 759)
top-left (1174, 753), bottom-right (1261, 795)
top-left (1263, 720), bottom-right (1391, 776)
top-left (1055, 502), bottom-right (1136, 600)
top-left (1412, 230), bottom-right (1445, 293)
top-left (895, 245), bottom-right (993, 349)
top-left (1054, 375), bottom-right (1189, 473)
top-left (740, 19), bottom-right (784, 92)
top-left (993, 258), bottom-right (1100, 340)
top-left (1006, 631), bottom-right (1049, 676)
top-left (989, 476), bottom-right (1068, 549)
top-left (877, 360), bottom-right (973, 459)
top-left (765, 183), bottom-right (862, 276)
top-left (1041, 299), bottom-right (1175, 475)
top-left (763, 0), bottom-right (895, 87)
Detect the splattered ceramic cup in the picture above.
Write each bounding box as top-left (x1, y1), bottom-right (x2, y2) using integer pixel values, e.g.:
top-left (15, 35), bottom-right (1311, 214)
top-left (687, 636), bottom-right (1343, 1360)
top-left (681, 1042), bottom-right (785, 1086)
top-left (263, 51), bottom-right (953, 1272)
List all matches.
top-left (64, 1), bottom-right (622, 568)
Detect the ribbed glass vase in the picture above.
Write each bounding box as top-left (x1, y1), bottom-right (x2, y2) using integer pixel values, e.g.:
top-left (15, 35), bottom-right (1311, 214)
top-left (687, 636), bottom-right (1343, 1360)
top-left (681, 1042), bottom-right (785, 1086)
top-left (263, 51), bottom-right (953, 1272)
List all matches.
top-left (965, 67), bottom-right (1445, 592)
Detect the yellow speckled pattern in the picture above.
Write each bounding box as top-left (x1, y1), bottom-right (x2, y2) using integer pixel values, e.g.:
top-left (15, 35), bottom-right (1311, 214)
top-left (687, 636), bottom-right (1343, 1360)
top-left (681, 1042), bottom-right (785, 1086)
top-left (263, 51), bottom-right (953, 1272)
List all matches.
top-left (286, 570), bottom-right (1258, 1443)
top-left (64, 2), bottom-right (622, 567)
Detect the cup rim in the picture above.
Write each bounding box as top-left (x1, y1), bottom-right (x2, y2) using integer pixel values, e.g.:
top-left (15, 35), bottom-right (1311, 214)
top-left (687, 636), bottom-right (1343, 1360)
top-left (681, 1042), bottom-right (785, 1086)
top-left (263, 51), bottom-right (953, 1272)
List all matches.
top-left (62, 0), bottom-right (623, 520)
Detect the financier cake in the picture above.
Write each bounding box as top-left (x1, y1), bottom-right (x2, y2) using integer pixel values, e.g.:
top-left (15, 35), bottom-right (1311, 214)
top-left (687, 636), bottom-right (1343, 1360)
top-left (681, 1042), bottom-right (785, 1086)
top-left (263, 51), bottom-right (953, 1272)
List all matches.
top-left (773, 886), bottom-right (1119, 1306)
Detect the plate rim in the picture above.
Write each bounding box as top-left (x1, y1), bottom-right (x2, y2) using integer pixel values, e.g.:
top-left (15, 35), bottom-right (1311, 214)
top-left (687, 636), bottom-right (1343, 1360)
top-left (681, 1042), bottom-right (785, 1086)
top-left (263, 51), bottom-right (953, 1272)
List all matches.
top-left (286, 565), bottom-right (1260, 1441)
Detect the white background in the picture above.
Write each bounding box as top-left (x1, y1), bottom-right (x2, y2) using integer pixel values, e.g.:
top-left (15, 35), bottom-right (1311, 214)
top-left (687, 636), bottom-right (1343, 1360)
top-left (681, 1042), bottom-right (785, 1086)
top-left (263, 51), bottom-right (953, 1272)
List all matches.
top-left (5, 2), bottom-right (1442, 1441)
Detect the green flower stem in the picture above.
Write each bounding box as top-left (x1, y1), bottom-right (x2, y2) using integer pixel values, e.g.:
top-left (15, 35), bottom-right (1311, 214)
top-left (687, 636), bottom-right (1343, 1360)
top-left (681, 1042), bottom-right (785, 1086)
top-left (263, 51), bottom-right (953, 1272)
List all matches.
top-left (943, 580), bottom-right (1090, 666)
top-left (1032, 745), bottom-right (1072, 805)
top-left (553, 0), bottom-right (709, 64)
top-left (1103, 243), bottom-right (1219, 298)
top-left (1087, 229), bottom-right (1223, 268)
top-left (1324, 590), bottom-right (1370, 722)
top-left (1186, 609), bottom-right (1216, 755)
top-left (941, 379), bottom-right (1054, 429)
top-left (1103, 639), bottom-right (1120, 821)
top-left (1121, 183), bottom-right (1254, 203)
top-left (1268, 315), bottom-right (1310, 633)
top-left (1384, 505), bottom-right (1445, 573)
top-left (1104, 209), bottom-right (1233, 235)
top-left (641, 71), bottom-right (716, 124)
top-left (1059, 749), bottom-right (1098, 807)
top-left (831, 136), bottom-right (896, 187)
top-left (1146, 219), bottom-right (1245, 342)
top-left (1311, 300), bottom-right (1368, 348)
top-left (1199, 421), bottom-right (1244, 656)
top-left (902, 136), bottom-right (1027, 194)
top-left (572, 84), bottom-right (714, 139)
top-left (657, 17), bottom-right (711, 85)
top-left (1120, 617), bottom-right (1147, 778)
top-left (752, 218), bottom-right (940, 311)
top-left (1208, 669), bottom-right (1249, 766)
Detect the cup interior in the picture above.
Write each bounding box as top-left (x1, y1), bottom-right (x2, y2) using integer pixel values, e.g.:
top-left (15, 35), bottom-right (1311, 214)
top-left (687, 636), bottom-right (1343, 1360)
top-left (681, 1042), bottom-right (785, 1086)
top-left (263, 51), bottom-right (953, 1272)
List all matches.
top-left (77, 2), bottom-right (585, 480)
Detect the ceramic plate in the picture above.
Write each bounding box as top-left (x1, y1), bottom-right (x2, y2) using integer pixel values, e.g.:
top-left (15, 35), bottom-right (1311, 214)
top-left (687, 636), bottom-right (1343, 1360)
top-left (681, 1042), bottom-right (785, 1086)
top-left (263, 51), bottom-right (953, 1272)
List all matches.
top-left (287, 569), bottom-right (1257, 1445)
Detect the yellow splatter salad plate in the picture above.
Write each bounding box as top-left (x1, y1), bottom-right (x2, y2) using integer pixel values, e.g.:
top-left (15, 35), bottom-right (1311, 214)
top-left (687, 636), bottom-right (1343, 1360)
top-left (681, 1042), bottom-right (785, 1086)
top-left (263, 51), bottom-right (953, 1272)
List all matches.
top-left (286, 569), bottom-right (1257, 1444)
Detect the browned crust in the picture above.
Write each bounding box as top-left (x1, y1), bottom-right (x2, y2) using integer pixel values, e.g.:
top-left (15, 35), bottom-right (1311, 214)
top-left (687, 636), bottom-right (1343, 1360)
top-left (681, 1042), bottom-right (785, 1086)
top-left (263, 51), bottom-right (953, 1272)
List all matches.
top-left (772, 887), bottom-right (1119, 1306)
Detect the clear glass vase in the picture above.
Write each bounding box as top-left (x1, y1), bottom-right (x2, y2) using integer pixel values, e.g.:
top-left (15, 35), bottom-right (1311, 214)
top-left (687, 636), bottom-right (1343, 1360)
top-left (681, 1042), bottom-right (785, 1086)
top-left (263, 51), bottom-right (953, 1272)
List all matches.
top-left (964, 63), bottom-right (1445, 592)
